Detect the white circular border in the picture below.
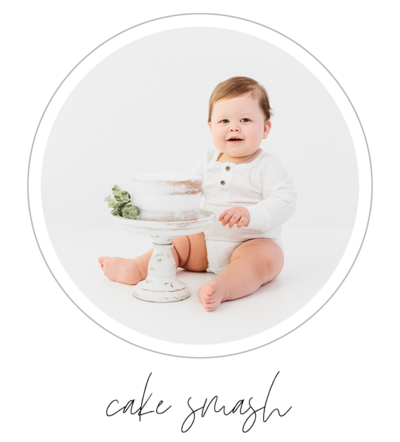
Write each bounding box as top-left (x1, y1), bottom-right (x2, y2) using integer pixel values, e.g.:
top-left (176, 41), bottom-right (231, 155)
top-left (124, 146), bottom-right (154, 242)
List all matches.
top-left (28, 14), bottom-right (372, 358)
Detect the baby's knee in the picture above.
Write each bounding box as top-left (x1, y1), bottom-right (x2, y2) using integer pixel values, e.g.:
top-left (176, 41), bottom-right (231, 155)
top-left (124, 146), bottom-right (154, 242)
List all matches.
top-left (172, 236), bottom-right (190, 268)
top-left (231, 240), bottom-right (283, 273)
top-left (177, 233), bottom-right (208, 272)
top-left (261, 248), bottom-right (284, 282)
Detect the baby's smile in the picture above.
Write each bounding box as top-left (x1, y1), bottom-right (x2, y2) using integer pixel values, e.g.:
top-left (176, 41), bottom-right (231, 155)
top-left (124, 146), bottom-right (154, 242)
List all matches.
top-left (227, 136), bottom-right (243, 143)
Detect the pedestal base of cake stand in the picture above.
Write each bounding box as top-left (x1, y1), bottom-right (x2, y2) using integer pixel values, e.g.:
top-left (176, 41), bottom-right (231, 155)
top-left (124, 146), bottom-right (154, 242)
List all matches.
top-left (114, 210), bottom-right (215, 303)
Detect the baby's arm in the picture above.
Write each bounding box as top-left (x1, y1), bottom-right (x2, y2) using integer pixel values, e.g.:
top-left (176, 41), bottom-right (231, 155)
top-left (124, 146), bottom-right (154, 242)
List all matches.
top-left (246, 156), bottom-right (296, 231)
top-left (220, 155), bottom-right (296, 230)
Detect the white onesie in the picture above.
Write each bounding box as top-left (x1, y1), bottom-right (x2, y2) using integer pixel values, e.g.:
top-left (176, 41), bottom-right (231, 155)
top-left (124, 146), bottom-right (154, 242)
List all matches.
top-left (193, 149), bottom-right (297, 274)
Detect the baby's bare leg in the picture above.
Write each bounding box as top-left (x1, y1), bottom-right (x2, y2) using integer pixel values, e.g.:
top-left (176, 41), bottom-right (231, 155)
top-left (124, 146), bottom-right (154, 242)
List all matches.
top-left (197, 239), bottom-right (284, 312)
top-left (98, 233), bottom-right (207, 285)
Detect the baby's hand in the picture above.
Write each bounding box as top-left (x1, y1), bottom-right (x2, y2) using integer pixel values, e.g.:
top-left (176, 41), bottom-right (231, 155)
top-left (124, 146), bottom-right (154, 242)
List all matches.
top-left (218, 206), bottom-right (250, 228)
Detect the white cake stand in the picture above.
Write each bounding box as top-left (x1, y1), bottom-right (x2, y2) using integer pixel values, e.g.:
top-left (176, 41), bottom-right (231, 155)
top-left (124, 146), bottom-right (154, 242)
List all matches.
top-left (114, 209), bottom-right (215, 303)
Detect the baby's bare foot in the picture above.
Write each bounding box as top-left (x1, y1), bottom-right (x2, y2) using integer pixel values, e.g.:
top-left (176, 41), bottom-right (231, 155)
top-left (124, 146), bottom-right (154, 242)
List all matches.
top-left (197, 278), bottom-right (229, 312)
top-left (98, 256), bottom-right (144, 285)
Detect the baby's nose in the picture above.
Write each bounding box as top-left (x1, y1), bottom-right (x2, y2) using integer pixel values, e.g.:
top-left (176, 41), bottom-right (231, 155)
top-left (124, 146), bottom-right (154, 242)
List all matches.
top-left (229, 126), bottom-right (239, 131)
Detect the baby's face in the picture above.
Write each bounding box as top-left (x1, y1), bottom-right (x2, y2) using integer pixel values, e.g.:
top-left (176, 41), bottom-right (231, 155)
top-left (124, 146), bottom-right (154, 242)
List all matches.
top-left (209, 93), bottom-right (271, 161)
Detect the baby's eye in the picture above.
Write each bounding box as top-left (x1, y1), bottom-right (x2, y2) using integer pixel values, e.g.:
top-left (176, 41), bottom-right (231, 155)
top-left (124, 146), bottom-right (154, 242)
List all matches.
top-left (241, 118), bottom-right (250, 123)
top-left (220, 119), bottom-right (229, 124)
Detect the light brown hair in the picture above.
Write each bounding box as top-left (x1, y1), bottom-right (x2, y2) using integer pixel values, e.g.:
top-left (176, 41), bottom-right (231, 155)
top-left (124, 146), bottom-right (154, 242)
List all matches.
top-left (208, 76), bottom-right (273, 123)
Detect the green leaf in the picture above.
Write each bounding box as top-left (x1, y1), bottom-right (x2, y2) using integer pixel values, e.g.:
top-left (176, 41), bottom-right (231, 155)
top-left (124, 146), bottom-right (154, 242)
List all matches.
top-left (121, 204), bottom-right (140, 219)
top-left (114, 189), bottom-right (130, 203)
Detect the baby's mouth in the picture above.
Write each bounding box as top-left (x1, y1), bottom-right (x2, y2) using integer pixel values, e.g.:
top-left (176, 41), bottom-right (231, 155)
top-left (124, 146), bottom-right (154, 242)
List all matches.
top-left (227, 137), bottom-right (243, 143)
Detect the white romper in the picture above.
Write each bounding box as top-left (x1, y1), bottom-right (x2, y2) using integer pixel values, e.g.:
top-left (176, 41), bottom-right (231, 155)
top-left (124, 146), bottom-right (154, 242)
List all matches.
top-left (192, 149), bottom-right (297, 274)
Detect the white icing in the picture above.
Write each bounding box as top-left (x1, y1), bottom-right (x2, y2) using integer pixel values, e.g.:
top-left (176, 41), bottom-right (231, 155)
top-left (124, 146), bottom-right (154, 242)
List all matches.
top-left (133, 173), bottom-right (202, 182)
top-left (134, 193), bottom-right (200, 210)
top-left (131, 174), bottom-right (202, 220)
top-left (132, 181), bottom-right (194, 196)
top-left (132, 175), bottom-right (201, 196)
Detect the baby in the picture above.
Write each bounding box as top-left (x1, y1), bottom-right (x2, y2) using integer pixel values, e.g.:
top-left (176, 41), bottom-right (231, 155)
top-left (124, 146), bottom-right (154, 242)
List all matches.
top-left (99, 76), bottom-right (296, 312)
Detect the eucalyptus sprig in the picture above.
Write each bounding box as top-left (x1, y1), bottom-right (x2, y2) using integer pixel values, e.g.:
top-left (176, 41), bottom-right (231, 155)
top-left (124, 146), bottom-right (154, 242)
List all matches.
top-left (104, 185), bottom-right (140, 219)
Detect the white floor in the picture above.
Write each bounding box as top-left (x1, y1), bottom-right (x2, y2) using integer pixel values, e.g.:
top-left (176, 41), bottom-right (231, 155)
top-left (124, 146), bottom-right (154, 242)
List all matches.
top-left (45, 223), bottom-right (352, 345)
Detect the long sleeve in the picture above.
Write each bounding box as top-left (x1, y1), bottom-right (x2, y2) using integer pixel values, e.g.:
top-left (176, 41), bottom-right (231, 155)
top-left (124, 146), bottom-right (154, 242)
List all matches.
top-left (245, 156), bottom-right (296, 231)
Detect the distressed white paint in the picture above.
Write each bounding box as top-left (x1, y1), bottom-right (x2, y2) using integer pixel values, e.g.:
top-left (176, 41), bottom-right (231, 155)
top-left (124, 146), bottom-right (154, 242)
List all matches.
top-left (114, 210), bottom-right (215, 303)
top-left (115, 209), bottom-right (215, 237)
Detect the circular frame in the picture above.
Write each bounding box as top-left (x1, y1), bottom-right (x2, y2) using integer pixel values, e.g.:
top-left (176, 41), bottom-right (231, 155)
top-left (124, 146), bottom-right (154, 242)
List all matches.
top-left (28, 13), bottom-right (372, 358)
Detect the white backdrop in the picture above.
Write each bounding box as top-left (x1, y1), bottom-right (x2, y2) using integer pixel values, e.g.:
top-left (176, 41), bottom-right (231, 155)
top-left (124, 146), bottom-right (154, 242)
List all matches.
top-left (42, 27), bottom-right (357, 229)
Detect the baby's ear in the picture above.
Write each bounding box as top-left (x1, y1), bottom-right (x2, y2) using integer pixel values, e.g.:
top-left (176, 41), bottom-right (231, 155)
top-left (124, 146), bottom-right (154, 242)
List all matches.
top-left (208, 122), bottom-right (212, 131)
top-left (263, 120), bottom-right (271, 139)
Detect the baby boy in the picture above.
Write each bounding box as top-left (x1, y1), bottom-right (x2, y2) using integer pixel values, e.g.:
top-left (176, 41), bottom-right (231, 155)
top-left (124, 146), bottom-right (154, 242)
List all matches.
top-left (99, 76), bottom-right (297, 312)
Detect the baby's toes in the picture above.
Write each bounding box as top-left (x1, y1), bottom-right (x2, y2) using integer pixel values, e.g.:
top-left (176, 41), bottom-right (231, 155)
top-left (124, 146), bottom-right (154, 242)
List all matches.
top-left (98, 256), bottom-right (106, 268)
top-left (203, 298), bottom-right (214, 310)
top-left (204, 301), bottom-right (216, 312)
top-left (202, 292), bottom-right (214, 305)
top-left (99, 257), bottom-right (110, 273)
